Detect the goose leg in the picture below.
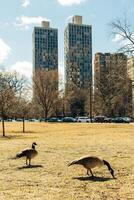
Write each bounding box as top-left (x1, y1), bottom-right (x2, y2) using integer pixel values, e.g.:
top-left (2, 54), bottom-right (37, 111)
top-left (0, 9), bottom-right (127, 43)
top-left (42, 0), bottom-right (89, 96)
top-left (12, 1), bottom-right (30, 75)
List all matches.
top-left (29, 158), bottom-right (31, 166)
top-left (26, 158), bottom-right (28, 165)
top-left (89, 169), bottom-right (94, 177)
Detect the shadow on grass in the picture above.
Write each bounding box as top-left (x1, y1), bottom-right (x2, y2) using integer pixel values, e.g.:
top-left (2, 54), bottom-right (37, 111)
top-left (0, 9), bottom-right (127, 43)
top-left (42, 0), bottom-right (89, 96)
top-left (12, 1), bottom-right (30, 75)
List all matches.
top-left (73, 176), bottom-right (115, 182)
top-left (0, 133), bottom-right (38, 140)
top-left (13, 131), bottom-right (36, 134)
top-left (0, 135), bottom-right (24, 139)
top-left (18, 164), bottom-right (43, 170)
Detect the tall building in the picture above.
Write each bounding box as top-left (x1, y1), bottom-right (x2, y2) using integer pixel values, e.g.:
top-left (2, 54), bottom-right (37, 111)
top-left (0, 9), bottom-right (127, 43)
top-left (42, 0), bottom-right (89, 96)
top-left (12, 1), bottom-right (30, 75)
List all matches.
top-left (33, 21), bottom-right (58, 72)
top-left (64, 15), bottom-right (92, 91)
top-left (127, 57), bottom-right (134, 116)
top-left (94, 53), bottom-right (132, 116)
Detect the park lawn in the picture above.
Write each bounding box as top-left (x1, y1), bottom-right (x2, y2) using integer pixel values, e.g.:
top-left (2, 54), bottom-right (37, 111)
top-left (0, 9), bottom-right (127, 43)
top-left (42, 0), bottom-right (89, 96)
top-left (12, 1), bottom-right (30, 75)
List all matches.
top-left (0, 122), bottom-right (134, 200)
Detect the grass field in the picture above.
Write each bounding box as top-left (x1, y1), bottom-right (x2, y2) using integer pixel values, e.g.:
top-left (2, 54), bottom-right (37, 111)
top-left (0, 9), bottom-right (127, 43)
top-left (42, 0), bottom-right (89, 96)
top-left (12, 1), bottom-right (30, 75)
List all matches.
top-left (0, 122), bottom-right (134, 200)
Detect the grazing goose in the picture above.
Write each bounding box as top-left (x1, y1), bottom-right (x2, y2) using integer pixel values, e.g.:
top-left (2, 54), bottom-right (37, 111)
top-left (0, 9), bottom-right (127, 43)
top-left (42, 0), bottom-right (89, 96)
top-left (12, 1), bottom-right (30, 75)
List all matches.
top-left (68, 156), bottom-right (115, 178)
top-left (16, 142), bottom-right (38, 166)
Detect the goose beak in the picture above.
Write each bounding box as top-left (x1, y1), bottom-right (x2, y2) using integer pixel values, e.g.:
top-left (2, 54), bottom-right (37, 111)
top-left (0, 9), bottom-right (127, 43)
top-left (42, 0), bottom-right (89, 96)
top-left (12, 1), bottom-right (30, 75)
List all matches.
top-left (68, 160), bottom-right (76, 167)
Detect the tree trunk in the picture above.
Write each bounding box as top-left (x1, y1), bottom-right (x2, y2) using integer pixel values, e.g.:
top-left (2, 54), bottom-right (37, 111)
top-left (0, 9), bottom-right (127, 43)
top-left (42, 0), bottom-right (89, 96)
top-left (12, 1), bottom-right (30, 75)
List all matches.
top-left (2, 118), bottom-right (5, 137)
top-left (44, 109), bottom-right (48, 120)
top-left (23, 117), bottom-right (25, 133)
top-left (62, 103), bottom-right (65, 117)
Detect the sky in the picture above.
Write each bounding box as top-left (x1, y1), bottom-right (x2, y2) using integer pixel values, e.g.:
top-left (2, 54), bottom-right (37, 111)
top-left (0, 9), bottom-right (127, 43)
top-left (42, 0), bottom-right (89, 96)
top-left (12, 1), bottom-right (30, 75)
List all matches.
top-left (0, 0), bottom-right (134, 79)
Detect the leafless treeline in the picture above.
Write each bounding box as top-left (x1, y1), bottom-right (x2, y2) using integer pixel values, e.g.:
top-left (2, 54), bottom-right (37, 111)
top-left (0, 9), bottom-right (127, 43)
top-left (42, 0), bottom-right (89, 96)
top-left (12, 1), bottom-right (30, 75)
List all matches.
top-left (0, 68), bottom-right (132, 137)
top-left (0, 68), bottom-right (133, 136)
top-left (94, 66), bottom-right (132, 117)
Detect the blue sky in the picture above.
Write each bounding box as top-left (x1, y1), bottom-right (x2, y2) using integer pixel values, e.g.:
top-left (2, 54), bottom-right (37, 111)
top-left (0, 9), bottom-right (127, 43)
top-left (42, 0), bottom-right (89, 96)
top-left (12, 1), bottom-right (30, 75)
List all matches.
top-left (0, 0), bottom-right (134, 78)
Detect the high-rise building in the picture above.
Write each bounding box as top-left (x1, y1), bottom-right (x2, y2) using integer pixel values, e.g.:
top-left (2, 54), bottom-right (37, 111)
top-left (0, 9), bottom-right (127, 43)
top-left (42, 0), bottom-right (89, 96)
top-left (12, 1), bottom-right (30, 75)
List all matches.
top-left (64, 15), bottom-right (92, 91)
top-left (32, 21), bottom-right (58, 72)
top-left (94, 53), bottom-right (132, 116)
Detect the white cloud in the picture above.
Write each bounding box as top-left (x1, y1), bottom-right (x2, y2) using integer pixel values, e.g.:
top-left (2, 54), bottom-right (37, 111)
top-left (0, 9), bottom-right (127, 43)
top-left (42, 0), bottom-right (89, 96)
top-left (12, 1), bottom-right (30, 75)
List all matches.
top-left (66, 15), bottom-right (73, 22)
top-left (0, 38), bottom-right (11, 64)
top-left (21, 0), bottom-right (30, 7)
top-left (112, 34), bottom-right (123, 43)
top-left (112, 33), bottom-right (133, 46)
top-left (57, 0), bottom-right (86, 6)
top-left (15, 16), bottom-right (50, 29)
top-left (8, 61), bottom-right (32, 79)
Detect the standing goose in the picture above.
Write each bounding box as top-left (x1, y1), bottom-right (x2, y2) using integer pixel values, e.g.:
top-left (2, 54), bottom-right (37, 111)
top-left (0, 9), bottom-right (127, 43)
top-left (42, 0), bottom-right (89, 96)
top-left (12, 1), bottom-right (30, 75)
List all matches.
top-left (16, 142), bottom-right (38, 166)
top-left (68, 156), bottom-right (115, 178)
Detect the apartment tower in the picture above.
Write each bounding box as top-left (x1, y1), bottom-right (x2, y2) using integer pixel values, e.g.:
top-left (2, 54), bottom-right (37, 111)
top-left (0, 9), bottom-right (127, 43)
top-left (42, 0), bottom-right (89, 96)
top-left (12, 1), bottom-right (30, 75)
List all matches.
top-left (32, 21), bottom-right (58, 72)
top-left (64, 15), bottom-right (92, 91)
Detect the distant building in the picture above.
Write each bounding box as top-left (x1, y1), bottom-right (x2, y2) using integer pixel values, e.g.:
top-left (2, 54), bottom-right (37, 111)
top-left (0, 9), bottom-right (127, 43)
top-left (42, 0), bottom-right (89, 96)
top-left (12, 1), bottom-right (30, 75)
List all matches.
top-left (127, 57), bottom-right (134, 116)
top-left (94, 53), bottom-right (127, 84)
top-left (64, 15), bottom-right (92, 91)
top-left (32, 21), bottom-right (58, 72)
top-left (94, 53), bottom-right (132, 116)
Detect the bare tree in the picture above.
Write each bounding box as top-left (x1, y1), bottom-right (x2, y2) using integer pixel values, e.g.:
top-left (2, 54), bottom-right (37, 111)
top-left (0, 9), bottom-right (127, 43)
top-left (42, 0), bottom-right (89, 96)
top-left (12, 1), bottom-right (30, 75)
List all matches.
top-left (65, 70), bottom-right (92, 117)
top-left (109, 16), bottom-right (134, 54)
top-left (64, 87), bottom-right (89, 117)
top-left (61, 93), bottom-right (72, 117)
top-left (33, 69), bottom-right (59, 119)
top-left (15, 98), bottom-right (30, 133)
top-left (0, 72), bottom-right (26, 136)
top-left (94, 68), bottom-right (132, 117)
top-left (70, 89), bottom-right (87, 117)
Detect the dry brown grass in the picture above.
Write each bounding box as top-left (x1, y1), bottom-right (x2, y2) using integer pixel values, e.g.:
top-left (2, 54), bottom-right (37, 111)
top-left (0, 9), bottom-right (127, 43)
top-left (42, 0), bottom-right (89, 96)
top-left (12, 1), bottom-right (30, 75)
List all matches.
top-left (0, 122), bottom-right (134, 200)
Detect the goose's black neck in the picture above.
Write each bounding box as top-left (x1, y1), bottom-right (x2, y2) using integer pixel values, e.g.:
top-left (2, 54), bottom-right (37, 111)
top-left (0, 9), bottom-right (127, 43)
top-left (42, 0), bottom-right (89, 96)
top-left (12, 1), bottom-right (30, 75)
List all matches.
top-left (103, 160), bottom-right (115, 178)
top-left (32, 144), bottom-right (35, 150)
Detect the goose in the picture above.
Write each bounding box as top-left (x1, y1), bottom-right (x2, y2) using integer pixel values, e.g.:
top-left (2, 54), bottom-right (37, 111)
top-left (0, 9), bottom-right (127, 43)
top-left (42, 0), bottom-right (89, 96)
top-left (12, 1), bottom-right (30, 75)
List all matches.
top-left (16, 142), bottom-right (38, 166)
top-left (68, 156), bottom-right (115, 178)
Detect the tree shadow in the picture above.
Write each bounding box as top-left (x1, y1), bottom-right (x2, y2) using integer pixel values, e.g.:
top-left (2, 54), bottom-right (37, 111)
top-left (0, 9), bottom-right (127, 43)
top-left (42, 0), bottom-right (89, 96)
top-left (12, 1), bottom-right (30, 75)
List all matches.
top-left (0, 135), bottom-right (24, 139)
top-left (73, 176), bottom-right (115, 182)
top-left (13, 131), bottom-right (36, 134)
top-left (18, 164), bottom-right (43, 170)
top-left (0, 133), bottom-right (37, 140)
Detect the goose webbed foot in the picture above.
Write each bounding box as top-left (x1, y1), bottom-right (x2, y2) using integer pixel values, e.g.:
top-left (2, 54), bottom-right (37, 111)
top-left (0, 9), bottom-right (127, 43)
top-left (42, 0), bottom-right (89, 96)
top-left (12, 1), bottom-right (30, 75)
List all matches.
top-left (87, 169), bottom-right (94, 178)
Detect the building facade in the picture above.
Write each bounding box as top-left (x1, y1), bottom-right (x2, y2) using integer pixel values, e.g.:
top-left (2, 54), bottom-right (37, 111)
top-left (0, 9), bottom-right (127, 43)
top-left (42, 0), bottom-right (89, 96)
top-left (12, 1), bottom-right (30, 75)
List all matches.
top-left (94, 53), bottom-right (132, 116)
top-left (94, 53), bottom-right (128, 84)
top-left (33, 21), bottom-right (58, 72)
top-left (64, 16), bottom-right (92, 91)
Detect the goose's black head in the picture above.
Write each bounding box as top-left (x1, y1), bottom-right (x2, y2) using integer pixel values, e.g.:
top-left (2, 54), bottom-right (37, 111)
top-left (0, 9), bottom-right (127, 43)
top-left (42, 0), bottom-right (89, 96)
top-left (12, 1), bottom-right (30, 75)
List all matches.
top-left (32, 142), bottom-right (37, 149)
top-left (110, 168), bottom-right (115, 179)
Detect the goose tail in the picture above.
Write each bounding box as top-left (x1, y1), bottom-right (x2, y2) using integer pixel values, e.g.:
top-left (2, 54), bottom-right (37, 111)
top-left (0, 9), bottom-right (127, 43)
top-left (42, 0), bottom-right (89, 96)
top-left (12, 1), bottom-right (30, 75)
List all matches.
top-left (16, 152), bottom-right (25, 158)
